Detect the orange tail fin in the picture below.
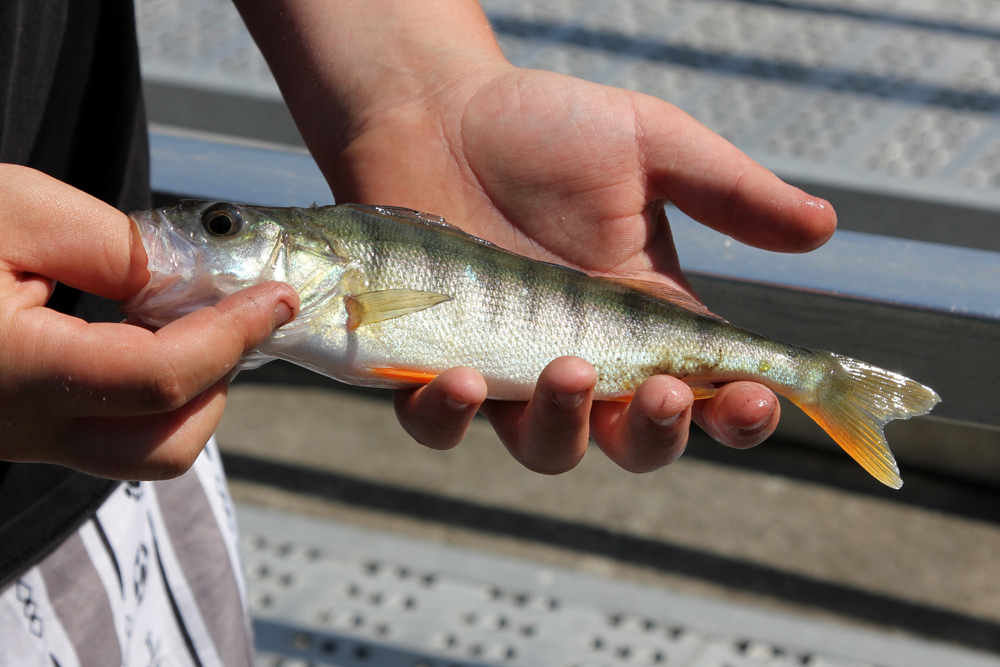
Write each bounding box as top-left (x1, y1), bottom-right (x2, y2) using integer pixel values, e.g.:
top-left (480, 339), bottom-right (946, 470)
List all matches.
top-left (790, 353), bottom-right (940, 489)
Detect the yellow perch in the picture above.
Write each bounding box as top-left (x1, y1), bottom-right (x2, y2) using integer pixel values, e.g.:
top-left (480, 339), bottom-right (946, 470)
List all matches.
top-left (122, 202), bottom-right (941, 488)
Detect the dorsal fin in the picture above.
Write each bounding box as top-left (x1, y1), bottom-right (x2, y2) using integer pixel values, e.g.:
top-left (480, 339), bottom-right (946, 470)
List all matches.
top-left (599, 276), bottom-right (726, 321)
top-left (344, 204), bottom-right (499, 248)
top-left (533, 259), bottom-right (587, 277)
top-left (372, 205), bottom-right (452, 228)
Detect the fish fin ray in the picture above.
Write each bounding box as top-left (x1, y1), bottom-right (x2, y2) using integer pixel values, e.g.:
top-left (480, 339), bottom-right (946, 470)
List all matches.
top-left (345, 289), bottom-right (451, 330)
top-left (790, 353), bottom-right (941, 489)
top-left (687, 383), bottom-right (718, 400)
top-left (599, 277), bottom-right (725, 321)
top-left (373, 205), bottom-right (451, 228)
top-left (344, 204), bottom-right (500, 248)
top-left (532, 259), bottom-right (587, 276)
top-left (367, 366), bottom-right (439, 385)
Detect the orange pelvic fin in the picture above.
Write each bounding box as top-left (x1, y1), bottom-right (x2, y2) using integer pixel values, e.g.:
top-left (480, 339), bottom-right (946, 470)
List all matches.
top-left (687, 383), bottom-right (717, 400)
top-left (367, 366), bottom-right (439, 385)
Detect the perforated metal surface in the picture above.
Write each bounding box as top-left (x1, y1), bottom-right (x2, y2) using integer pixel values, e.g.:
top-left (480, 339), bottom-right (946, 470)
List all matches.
top-left (137, 0), bottom-right (278, 97)
top-left (137, 0), bottom-right (1000, 212)
top-left (238, 505), bottom-right (1000, 667)
top-left (485, 0), bottom-right (1000, 211)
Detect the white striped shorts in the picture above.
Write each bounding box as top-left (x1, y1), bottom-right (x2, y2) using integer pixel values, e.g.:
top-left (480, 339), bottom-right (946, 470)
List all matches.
top-left (0, 438), bottom-right (254, 667)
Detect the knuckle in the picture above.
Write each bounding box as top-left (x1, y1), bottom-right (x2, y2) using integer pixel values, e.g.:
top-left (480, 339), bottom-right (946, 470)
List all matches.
top-left (143, 362), bottom-right (195, 413)
top-left (151, 377), bottom-right (190, 412)
top-left (149, 449), bottom-right (200, 480)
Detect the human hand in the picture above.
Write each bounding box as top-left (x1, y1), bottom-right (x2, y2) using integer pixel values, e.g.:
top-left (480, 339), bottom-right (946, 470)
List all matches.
top-left (0, 165), bottom-right (299, 480)
top-left (342, 66), bottom-right (833, 473)
top-left (237, 0), bottom-right (835, 473)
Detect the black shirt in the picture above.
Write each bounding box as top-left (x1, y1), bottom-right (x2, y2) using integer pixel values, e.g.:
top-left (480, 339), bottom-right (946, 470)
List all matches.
top-left (0, 0), bottom-right (150, 588)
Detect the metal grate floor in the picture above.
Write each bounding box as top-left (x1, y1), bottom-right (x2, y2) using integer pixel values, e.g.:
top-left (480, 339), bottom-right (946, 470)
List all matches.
top-left (136, 0), bottom-right (1000, 215)
top-left (237, 505), bottom-right (1000, 667)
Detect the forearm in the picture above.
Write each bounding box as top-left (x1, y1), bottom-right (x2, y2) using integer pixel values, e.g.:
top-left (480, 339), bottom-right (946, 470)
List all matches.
top-left (232, 0), bottom-right (507, 159)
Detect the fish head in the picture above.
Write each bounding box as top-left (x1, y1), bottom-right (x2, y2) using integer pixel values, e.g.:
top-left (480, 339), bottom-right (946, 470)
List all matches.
top-left (121, 200), bottom-right (289, 327)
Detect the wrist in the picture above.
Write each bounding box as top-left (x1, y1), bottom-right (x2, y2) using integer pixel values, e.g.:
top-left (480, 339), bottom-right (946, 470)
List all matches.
top-left (234, 0), bottom-right (511, 159)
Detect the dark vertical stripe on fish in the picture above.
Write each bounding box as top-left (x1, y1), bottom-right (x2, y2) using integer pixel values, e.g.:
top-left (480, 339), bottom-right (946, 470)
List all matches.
top-left (521, 268), bottom-right (542, 326)
top-left (620, 289), bottom-right (649, 341)
top-left (692, 314), bottom-right (725, 370)
top-left (419, 223), bottom-right (452, 292)
top-left (365, 213), bottom-right (390, 289)
top-left (479, 253), bottom-right (505, 330)
top-left (564, 277), bottom-right (588, 346)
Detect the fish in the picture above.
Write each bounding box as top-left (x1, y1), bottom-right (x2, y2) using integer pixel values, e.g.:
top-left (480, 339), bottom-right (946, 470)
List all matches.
top-left (121, 201), bottom-right (941, 488)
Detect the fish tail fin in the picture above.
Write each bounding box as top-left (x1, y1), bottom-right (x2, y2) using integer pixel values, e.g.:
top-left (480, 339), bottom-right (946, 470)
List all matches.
top-left (789, 353), bottom-right (941, 489)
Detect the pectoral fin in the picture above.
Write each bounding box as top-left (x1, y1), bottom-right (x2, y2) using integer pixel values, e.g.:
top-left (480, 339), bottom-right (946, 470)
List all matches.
top-left (345, 289), bottom-right (452, 330)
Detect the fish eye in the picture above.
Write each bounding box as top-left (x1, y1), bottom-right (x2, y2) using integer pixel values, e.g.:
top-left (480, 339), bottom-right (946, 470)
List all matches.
top-left (202, 204), bottom-right (244, 237)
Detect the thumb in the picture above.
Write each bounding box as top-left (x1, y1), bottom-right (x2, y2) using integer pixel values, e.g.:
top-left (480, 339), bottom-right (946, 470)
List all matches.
top-left (636, 97), bottom-right (837, 253)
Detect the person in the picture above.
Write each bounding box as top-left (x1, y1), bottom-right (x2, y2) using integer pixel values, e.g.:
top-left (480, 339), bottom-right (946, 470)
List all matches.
top-left (0, 0), bottom-right (836, 663)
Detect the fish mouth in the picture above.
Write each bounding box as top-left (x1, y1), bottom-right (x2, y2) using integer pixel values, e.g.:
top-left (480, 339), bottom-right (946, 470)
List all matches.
top-left (120, 209), bottom-right (224, 328)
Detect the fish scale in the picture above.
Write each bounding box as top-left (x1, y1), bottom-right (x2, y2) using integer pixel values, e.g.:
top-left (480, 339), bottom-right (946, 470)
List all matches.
top-left (121, 201), bottom-right (940, 489)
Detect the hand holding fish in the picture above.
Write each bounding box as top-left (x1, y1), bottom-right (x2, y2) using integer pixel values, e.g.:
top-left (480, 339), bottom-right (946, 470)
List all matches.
top-left (233, 0), bottom-right (842, 473)
top-left (0, 165), bottom-right (299, 479)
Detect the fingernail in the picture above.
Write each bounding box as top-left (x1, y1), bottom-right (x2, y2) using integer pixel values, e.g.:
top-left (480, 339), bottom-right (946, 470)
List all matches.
top-left (553, 390), bottom-right (586, 410)
top-left (444, 395), bottom-right (471, 412)
top-left (649, 412), bottom-right (682, 428)
top-left (273, 302), bottom-right (293, 328)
